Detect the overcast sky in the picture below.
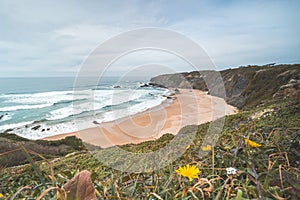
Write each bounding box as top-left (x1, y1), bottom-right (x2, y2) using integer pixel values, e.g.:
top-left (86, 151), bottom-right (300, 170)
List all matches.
top-left (0, 0), bottom-right (299, 77)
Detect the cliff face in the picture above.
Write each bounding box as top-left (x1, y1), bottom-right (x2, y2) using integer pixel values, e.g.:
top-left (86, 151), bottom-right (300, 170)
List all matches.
top-left (150, 64), bottom-right (300, 109)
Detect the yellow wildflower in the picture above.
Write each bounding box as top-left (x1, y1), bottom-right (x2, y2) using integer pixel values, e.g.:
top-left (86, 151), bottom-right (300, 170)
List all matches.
top-left (201, 145), bottom-right (212, 151)
top-left (176, 164), bottom-right (200, 182)
top-left (0, 193), bottom-right (3, 198)
top-left (245, 138), bottom-right (261, 147)
top-left (186, 145), bottom-right (191, 150)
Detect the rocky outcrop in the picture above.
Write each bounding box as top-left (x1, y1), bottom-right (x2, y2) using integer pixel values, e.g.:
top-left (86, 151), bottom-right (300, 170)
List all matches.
top-left (150, 64), bottom-right (300, 109)
top-left (274, 79), bottom-right (300, 99)
top-left (140, 82), bottom-right (167, 88)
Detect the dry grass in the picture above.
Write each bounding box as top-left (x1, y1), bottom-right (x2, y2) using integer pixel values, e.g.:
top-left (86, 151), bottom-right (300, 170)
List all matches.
top-left (0, 98), bottom-right (299, 199)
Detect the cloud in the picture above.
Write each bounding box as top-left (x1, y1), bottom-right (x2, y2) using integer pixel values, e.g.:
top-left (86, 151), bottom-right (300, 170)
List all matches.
top-left (167, 1), bottom-right (300, 68)
top-left (0, 0), bottom-right (299, 77)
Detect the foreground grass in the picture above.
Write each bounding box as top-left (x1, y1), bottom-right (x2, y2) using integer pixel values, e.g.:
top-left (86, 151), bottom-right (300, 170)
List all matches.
top-left (0, 98), bottom-right (299, 199)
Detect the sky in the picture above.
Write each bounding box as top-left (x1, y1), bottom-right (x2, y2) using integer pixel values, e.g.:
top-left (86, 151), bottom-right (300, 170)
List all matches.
top-left (0, 0), bottom-right (299, 77)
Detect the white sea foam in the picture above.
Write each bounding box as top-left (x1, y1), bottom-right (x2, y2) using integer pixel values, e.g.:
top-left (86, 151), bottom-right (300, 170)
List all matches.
top-left (11, 118), bottom-right (100, 139)
top-left (128, 96), bottom-right (166, 114)
top-left (0, 103), bottom-right (53, 112)
top-left (1, 87), bottom-right (170, 139)
top-left (0, 114), bottom-right (12, 121)
top-left (2, 90), bottom-right (87, 105)
top-left (0, 121), bottom-right (34, 131)
top-left (46, 101), bottom-right (104, 120)
top-left (46, 89), bottom-right (158, 121)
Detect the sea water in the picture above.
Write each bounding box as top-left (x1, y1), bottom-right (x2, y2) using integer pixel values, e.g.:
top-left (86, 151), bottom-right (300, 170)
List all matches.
top-left (0, 77), bottom-right (170, 139)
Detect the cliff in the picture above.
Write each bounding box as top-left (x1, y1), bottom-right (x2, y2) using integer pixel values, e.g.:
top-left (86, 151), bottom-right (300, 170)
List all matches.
top-left (150, 64), bottom-right (300, 109)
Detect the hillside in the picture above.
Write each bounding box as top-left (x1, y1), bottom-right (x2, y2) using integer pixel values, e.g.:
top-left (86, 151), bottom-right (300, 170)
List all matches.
top-left (150, 64), bottom-right (300, 109)
top-left (0, 64), bottom-right (299, 199)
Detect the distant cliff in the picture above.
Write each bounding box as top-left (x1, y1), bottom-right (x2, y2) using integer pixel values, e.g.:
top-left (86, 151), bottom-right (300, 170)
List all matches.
top-left (150, 64), bottom-right (300, 109)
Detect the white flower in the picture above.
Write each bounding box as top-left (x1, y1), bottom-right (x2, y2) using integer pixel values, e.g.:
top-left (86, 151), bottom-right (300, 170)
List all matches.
top-left (226, 167), bottom-right (237, 175)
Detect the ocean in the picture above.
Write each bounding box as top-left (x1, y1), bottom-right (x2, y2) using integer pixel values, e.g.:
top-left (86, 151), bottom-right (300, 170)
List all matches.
top-left (0, 77), bottom-right (170, 139)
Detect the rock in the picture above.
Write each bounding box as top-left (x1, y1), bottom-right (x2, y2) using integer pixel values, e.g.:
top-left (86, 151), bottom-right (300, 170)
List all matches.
top-left (150, 64), bottom-right (300, 109)
top-left (93, 121), bottom-right (100, 125)
top-left (4, 129), bottom-right (13, 133)
top-left (31, 125), bottom-right (41, 130)
top-left (41, 129), bottom-right (45, 132)
top-left (140, 83), bottom-right (149, 87)
top-left (274, 79), bottom-right (300, 99)
top-left (0, 113), bottom-right (8, 120)
top-left (162, 94), bottom-right (176, 100)
top-left (150, 73), bottom-right (189, 89)
top-left (62, 170), bottom-right (97, 200)
top-left (148, 82), bottom-right (167, 88)
top-left (113, 85), bottom-right (121, 88)
top-left (141, 82), bottom-right (166, 88)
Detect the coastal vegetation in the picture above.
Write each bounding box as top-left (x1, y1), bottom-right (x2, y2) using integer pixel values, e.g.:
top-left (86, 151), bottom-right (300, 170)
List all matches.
top-left (0, 64), bottom-right (299, 199)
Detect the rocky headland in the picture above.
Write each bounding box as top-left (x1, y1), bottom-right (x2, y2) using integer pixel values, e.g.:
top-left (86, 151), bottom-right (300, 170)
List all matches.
top-left (150, 64), bottom-right (300, 109)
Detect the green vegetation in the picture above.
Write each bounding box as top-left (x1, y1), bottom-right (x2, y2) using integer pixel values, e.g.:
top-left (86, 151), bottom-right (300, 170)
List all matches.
top-left (0, 64), bottom-right (299, 199)
top-left (0, 96), bottom-right (299, 199)
top-left (0, 135), bottom-right (86, 168)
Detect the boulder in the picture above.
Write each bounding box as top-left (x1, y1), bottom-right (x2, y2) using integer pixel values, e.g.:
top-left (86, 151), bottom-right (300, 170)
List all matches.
top-left (31, 125), bottom-right (41, 130)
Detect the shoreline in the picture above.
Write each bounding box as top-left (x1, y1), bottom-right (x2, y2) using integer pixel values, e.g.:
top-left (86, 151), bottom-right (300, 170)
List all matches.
top-left (43, 89), bottom-right (238, 148)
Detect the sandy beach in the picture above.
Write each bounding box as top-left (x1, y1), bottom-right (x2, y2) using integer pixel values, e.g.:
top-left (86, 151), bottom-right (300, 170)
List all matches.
top-left (44, 89), bottom-right (237, 148)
